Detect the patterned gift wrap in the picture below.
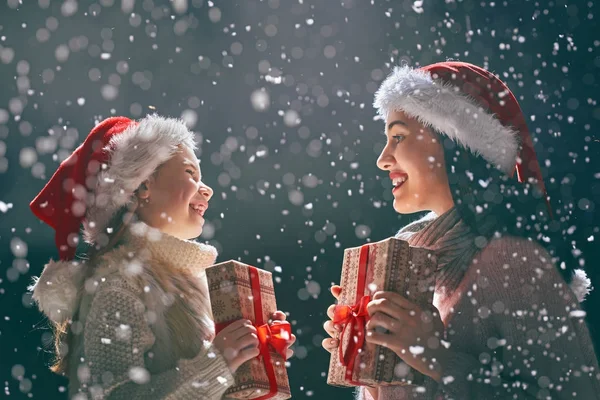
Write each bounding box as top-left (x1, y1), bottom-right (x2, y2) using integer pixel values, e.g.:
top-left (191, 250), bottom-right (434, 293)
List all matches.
top-left (327, 237), bottom-right (436, 387)
top-left (206, 260), bottom-right (291, 400)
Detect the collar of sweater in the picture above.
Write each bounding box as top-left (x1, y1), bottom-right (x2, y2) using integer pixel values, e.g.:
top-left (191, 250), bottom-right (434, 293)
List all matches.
top-left (126, 222), bottom-right (218, 275)
top-left (396, 207), bottom-right (591, 302)
top-left (29, 222), bottom-right (218, 324)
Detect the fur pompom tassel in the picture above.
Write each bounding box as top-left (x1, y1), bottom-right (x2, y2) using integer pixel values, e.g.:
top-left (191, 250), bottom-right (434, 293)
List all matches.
top-left (570, 268), bottom-right (592, 303)
top-left (29, 260), bottom-right (86, 323)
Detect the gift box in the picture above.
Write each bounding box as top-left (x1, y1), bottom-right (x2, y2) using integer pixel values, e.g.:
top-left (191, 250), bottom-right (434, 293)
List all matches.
top-left (206, 260), bottom-right (291, 400)
top-left (327, 237), bottom-right (436, 387)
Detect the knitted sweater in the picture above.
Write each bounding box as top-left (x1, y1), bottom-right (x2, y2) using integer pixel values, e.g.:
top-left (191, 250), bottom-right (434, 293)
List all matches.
top-left (358, 212), bottom-right (600, 400)
top-left (31, 222), bottom-right (234, 399)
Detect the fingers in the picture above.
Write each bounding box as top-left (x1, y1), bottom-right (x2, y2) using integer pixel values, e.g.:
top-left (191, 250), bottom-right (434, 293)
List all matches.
top-left (288, 333), bottom-right (297, 347)
top-left (286, 348), bottom-right (294, 359)
top-left (236, 332), bottom-right (260, 350)
top-left (365, 311), bottom-right (402, 333)
top-left (327, 304), bottom-right (336, 320)
top-left (322, 337), bottom-right (338, 353)
top-left (323, 320), bottom-right (339, 338)
top-left (230, 346), bottom-right (261, 373)
top-left (365, 330), bottom-right (394, 349)
top-left (331, 285), bottom-right (342, 300)
top-left (367, 298), bottom-right (415, 326)
top-left (218, 320), bottom-right (258, 342)
top-left (220, 319), bottom-right (253, 335)
top-left (372, 291), bottom-right (417, 310)
top-left (271, 310), bottom-right (287, 321)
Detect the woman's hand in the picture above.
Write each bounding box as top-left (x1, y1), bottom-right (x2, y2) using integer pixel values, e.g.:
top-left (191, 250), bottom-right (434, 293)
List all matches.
top-left (322, 285), bottom-right (343, 353)
top-left (213, 319), bottom-right (260, 374)
top-left (271, 310), bottom-right (296, 359)
top-left (365, 291), bottom-right (447, 382)
top-left (322, 286), bottom-right (379, 400)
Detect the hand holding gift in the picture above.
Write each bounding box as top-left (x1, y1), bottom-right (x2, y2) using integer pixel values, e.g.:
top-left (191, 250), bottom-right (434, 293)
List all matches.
top-left (325, 237), bottom-right (437, 387)
top-left (365, 291), bottom-right (447, 382)
top-left (214, 312), bottom-right (295, 374)
top-left (207, 261), bottom-right (294, 399)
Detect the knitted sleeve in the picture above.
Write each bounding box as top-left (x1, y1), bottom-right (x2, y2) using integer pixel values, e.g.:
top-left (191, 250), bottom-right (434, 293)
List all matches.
top-left (437, 236), bottom-right (600, 400)
top-left (82, 283), bottom-right (234, 399)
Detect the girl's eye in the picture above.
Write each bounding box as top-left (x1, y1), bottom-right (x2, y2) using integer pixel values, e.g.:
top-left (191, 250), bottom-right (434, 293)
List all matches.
top-left (186, 169), bottom-right (196, 177)
top-left (392, 135), bottom-right (405, 143)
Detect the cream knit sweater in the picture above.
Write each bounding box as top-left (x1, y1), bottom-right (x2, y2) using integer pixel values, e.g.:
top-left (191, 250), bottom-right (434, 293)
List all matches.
top-left (31, 223), bottom-right (234, 399)
top-left (358, 215), bottom-right (600, 399)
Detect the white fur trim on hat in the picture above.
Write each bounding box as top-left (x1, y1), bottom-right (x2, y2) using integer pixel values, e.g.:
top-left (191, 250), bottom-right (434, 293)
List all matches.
top-left (373, 66), bottom-right (519, 174)
top-left (83, 114), bottom-right (196, 244)
top-left (29, 260), bottom-right (86, 323)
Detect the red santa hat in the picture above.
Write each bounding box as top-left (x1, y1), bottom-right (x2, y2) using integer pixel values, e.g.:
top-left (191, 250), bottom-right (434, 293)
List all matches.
top-left (30, 114), bottom-right (196, 261)
top-left (374, 61), bottom-right (550, 214)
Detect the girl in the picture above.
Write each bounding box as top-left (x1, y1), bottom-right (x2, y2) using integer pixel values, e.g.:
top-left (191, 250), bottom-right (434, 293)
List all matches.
top-left (322, 62), bottom-right (600, 399)
top-left (30, 115), bottom-right (294, 399)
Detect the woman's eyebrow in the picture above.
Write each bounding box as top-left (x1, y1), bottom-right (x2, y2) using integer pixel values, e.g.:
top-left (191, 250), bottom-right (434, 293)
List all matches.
top-left (387, 120), bottom-right (408, 131)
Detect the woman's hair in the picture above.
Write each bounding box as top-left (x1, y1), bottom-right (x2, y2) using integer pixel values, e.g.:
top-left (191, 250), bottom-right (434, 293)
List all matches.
top-left (436, 131), bottom-right (576, 283)
top-left (49, 204), bottom-right (136, 374)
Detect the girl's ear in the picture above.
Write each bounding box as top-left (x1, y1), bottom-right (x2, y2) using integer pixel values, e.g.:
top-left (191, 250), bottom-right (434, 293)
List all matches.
top-left (136, 176), bottom-right (154, 201)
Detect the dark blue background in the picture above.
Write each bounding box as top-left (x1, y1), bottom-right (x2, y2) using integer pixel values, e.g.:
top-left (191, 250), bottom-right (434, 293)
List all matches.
top-left (0, 0), bottom-right (598, 398)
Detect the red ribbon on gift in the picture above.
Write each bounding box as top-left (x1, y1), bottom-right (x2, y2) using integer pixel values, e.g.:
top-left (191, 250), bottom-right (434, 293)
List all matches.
top-left (214, 266), bottom-right (291, 400)
top-left (333, 244), bottom-right (371, 385)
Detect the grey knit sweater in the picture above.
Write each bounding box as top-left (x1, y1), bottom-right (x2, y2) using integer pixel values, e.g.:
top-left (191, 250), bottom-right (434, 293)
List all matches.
top-left (31, 222), bottom-right (234, 399)
top-left (358, 210), bottom-right (600, 399)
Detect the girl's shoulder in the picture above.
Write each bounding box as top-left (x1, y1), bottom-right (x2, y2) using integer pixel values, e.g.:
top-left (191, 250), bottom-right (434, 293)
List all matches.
top-left (31, 241), bottom-right (160, 324)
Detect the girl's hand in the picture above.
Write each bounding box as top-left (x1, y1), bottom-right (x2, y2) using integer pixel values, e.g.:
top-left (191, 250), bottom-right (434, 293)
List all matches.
top-left (322, 285), bottom-right (342, 353)
top-left (271, 310), bottom-right (296, 359)
top-left (365, 291), bottom-right (447, 382)
top-left (213, 319), bottom-right (260, 374)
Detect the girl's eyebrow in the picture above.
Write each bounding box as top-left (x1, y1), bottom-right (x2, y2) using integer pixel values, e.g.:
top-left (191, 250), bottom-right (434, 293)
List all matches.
top-left (183, 160), bottom-right (198, 170)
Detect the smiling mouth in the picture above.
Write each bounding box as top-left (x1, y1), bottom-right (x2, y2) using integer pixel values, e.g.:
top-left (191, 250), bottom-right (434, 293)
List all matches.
top-left (189, 204), bottom-right (206, 217)
top-left (391, 176), bottom-right (407, 192)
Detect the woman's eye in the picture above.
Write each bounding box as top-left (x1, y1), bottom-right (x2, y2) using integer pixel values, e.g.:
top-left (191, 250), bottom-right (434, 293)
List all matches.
top-left (186, 169), bottom-right (195, 176)
top-left (392, 135), bottom-right (405, 143)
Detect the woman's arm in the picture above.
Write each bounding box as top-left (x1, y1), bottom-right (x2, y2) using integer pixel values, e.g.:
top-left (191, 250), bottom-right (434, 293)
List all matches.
top-left (436, 237), bottom-right (600, 399)
top-left (82, 283), bottom-right (234, 399)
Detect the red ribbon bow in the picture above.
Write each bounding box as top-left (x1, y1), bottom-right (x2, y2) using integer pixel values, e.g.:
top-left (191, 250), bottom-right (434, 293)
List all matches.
top-left (332, 244), bottom-right (371, 385)
top-left (333, 295), bottom-right (370, 382)
top-left (256, 321), bottom-right (292, 361)
top-left (214, 266), bottom-right (292, 400)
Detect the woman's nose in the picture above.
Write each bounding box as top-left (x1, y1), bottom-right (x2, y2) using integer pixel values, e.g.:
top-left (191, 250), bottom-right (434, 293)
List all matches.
top-left (198, 182), bottom-right (213, 201)
top-left (376, 146), bottom-right (396, 171)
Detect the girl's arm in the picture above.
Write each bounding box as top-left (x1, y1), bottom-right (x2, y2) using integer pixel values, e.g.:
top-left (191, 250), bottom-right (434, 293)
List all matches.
top-left (82, 280), bottom-right (233, 399)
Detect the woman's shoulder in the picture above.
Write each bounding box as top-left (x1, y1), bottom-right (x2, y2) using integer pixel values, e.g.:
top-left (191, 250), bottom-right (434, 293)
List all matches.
top-left (468, 235), bottom-right (573, 298)
top-left (477, 235), bottom-right (553, 268)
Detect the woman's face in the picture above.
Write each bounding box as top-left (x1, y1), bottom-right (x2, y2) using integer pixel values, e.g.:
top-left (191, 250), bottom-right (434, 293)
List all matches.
top-left (137, 145), bottom-right (213, 240)
top-left (377, 110), bottom-right (454, 216)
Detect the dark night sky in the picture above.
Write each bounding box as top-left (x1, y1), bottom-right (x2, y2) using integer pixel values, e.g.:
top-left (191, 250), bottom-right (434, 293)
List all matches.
top-left (0, 0), bottom-right (598, 398)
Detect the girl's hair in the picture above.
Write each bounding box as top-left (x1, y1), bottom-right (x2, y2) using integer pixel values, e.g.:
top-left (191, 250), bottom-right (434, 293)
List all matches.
top-left (49, 203), bottom-right (136, 375)
top-left (436, 131), bottom-right (576, 282)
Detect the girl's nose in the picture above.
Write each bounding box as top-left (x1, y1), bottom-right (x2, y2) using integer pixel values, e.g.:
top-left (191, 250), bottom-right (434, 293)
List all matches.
top-left (198, 182), bottom-right (213, 201)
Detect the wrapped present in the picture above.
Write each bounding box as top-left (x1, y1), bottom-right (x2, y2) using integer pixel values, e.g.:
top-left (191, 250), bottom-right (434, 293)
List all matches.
top-left (206, 260), bottom-right (292, 400)
top-left (327, 237), bottom-right (436, 387)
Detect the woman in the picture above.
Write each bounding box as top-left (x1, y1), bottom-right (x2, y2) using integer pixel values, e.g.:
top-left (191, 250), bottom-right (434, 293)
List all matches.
top-left (322, 62), bottom-right (600, 399)
top-left (30, 115), bottom-right (294, 399)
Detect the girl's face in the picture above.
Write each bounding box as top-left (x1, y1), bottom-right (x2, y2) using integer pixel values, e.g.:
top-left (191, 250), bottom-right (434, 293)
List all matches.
top-left (137, 145), bottom-right (213, 240)
top-left (377, 110), bottom-right (454, 216)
